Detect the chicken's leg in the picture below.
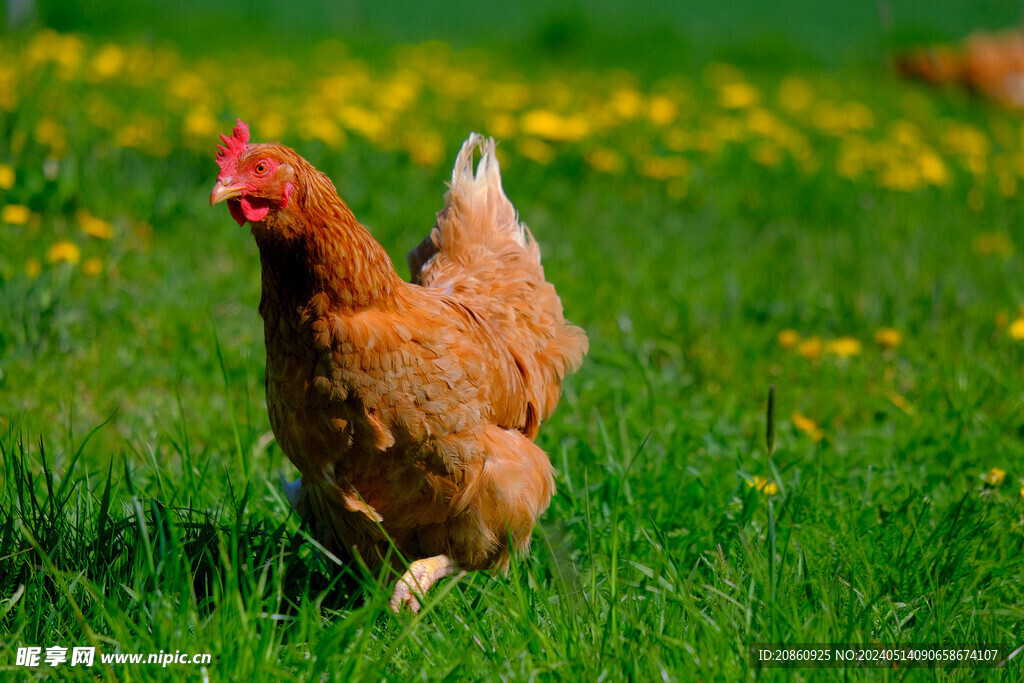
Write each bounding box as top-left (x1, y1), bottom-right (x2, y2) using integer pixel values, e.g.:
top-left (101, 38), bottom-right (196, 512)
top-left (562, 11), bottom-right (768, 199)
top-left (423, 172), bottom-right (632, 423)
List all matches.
top-left (389, 555), bottom-right (459, 613)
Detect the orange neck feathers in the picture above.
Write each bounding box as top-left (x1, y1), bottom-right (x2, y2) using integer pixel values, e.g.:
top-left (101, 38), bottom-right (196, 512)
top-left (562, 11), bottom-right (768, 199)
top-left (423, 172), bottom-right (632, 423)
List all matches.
top-left (252, 151), bottom-right (403, 314)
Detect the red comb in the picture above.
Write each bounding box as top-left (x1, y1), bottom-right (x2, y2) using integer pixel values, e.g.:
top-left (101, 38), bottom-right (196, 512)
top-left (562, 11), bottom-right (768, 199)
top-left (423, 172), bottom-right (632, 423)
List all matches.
top-left (216, 119), bottom-right (250, 181)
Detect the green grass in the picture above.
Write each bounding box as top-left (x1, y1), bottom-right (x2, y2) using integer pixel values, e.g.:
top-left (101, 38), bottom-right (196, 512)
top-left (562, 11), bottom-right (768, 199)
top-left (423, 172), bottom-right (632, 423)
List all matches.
top-left (3, 4), bottom-right (1024, 680)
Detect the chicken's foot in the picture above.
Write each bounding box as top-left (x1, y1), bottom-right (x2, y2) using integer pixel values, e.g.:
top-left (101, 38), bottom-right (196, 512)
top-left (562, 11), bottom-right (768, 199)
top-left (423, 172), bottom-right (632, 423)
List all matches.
top-left (389, 554), bottom-right (459, 613)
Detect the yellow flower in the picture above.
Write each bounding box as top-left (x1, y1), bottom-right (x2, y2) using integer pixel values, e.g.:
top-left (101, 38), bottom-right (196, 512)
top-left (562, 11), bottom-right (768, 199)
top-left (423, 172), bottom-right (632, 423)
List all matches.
top-left (646, 96), bottom-right (678, 126)
top-left (874, 328), bottom-right (902, 349)
top-left (998, 173), bottom-right (1017, 197)
top-left (984, 467), bottom-right (1005, 487)
top-left (517, 138), bottom-right (554, 165)
top-left (825, 337), bottom-right (862, 358)
top-left (1020, 486), bottom-right (1024, 499)
top-left (778, 76), bottom-right (813, 113)
top-left (520, 110), bottom-right (589, 142)
top-left (972, 233), bottom-right (1013, 257)
top-left (77, 210), bottom-right (113, 239)
top-left (918, 150), bottom-right (949, 186)
top-left (82, 258), bottom-right (103, 276)
top-left (184, 109), bottom-right (217, 139)
top-left (90, 44), bottom-right (125, 79)
top-left (752, 143), bottom-right (782, 167)
top-left (339, 105), bottom-right (388, 142)
top-left (34, 116), bottom-right (67, 155)
top-left (792, 412), bottom-right (824, 442)
top-left (812, 101), bottom-right (874, 134)
top-left (299, 115), bottom-right (345, 148)
top-left (777, 329), bottom-right (800, 349)
top-left (404, 130), bottom-right (444, 167)
top-left (880, 163), bottom-right (922, 192)
top-left (0, 164), bottom-right (14, 189)
top-left (611, 88), bottom-right (642, 119)
top-left (482, 81), bottom-right (531, 110)
top-left (258, 111), bottom-right (287, 141)
top-left (942, 124), bottom-right (989, 158)
top-left (640, 156), bottom-right (689, 180)
top-left (25, 258), bottom-right (41, 278)
top-left (746, 475), bottom-right (779, 495)
top-left (488, 113), bottom-right (517, 139)
top-left (46, 240), bottom-right (81, 264)
top-left (887, 392), bottom-right (914, 414)
top-left (719, 82), bottom-right (759, 109)
top-left (2, 204), bottom-right (31, 225)
top-left (1009, 318), bottom-right (1024, 340)
top-left (585, 148), bottom-right (625, 174)
top-left (796, 336), bottom-right (822, 360)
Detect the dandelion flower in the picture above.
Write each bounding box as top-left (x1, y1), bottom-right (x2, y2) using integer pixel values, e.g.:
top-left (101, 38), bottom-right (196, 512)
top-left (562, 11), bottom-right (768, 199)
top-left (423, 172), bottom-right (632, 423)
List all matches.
top-left (0, 164), bottom-right (14, 190)
top-left (826, 337), bottom-right (862, 358)
top-left (972, 233), bottom-right (1013, 256)
top-left (585, 148), bottom-right (625, 174)
top-left (517, 138), bottom-right (554, 165)
top-left (918, 150), bottom-right (949, 186)
top-left (888, 392), bottom-right (914, 414)
top-left (82, 258), bottom-right (103, 276)
top-left (796, 336), bottom-right (822, 360)
top-left (46, 240), bottom-right (81, 264)
top-left (998, 173), bottom-right (1017, 197)
top-left (404, 130), bottom-right (444, 167)
top-left (777, 329), bottom-right (800, 349)
top-left (90, 44), bottom-right (125, 79)
top-left (640, 156), bottom-right (689, 180)
top-left (746, 475), bottom-right (779, 495)
top-left (25, 258), bottom-right (41, 278)
top-left (520, 110), bottom-right (589, 142)
top-left (874, 328), bottom-right (902, 349)
top-left (647, 96), bottom-right (678, 126)
top-left (719, 82), bottom-right (759, 109)
top-left (778, 76), bottom-right (813, 113)
top-left (984, 467), bottom-right (1005, 486)
top-left (2, 204), bottom-right (31, 225)
top-left (184, 109), bottom-right (218, 139)
top-left (611, 88), bottom-right (642, 119)
top-left (488, 113), bottom-right (517, 139)
top-left (1009, 318), bottom-right (1024, 340)
top-left (300, 116), bottom-right (344, 148)
top-left (77, 210), bottom-right (113, 239)
top-left (34, 117), bottom-right (67, 155)
top-left (752, 143), bottom-right (782, 167)
top-left (792, 412), bottom-right (824, 442)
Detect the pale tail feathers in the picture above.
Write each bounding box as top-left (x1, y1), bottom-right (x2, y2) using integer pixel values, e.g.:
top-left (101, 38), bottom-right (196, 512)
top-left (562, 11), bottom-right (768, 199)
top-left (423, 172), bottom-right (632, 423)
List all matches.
top-left (410, 132), bottom-right (588, 428)
top-left (408, 133), bottom-right (533, 282)
top-left (447, 133), bottom-right (528, 249)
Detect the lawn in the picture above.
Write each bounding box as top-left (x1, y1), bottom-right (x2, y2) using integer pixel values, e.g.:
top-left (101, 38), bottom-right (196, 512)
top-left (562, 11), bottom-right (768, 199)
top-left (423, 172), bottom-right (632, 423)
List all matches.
top-left (2, 2), bottom-right (1024, 680)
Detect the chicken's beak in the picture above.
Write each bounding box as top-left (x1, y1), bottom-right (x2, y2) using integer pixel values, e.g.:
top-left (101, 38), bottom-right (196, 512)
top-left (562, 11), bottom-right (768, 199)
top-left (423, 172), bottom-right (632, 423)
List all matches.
top-left (210, 181), bottom-right (246, 206)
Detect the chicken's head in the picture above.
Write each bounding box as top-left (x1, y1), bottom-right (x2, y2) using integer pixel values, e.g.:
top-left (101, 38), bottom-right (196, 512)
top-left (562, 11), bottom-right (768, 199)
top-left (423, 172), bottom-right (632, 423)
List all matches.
top-left (210, 120), bottom-right (296, 226)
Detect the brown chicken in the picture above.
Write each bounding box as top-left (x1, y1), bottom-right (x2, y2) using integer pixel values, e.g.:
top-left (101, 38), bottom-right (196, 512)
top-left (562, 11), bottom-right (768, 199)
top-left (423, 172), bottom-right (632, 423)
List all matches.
top-left (897, 28), bottom-right (1024, 108)
top-left (209, 121), bottom-right (587, 611)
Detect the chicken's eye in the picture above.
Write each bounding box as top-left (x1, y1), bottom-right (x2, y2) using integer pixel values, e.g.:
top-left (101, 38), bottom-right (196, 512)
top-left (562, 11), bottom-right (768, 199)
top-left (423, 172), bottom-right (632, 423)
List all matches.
top-left (254, 161), bottom-right (270, 176)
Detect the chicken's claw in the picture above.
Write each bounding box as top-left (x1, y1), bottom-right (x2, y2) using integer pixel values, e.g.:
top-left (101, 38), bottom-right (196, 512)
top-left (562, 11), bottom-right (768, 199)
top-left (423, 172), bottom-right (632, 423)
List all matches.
top-left (388, 555), bottom-right (458, 613)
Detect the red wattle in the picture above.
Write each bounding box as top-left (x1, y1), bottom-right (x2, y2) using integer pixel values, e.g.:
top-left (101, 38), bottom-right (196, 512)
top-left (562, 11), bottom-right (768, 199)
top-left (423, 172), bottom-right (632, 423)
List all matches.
top-left (228, 199), bottom-right (246, 226)
top-left (240, 196), bottom-right (271, 223)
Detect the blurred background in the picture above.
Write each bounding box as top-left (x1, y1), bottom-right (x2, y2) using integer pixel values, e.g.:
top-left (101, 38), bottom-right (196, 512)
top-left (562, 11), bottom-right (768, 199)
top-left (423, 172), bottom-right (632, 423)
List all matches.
top-left (6, 0), bottom-right (1023, 70)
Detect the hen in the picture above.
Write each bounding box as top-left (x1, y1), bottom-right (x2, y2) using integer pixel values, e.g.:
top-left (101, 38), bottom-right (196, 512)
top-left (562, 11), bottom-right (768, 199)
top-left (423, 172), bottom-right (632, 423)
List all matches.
top-left (896, 27), bottom-right (1024, 108)
top-left (209, 121), bottom-right (588, 611)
